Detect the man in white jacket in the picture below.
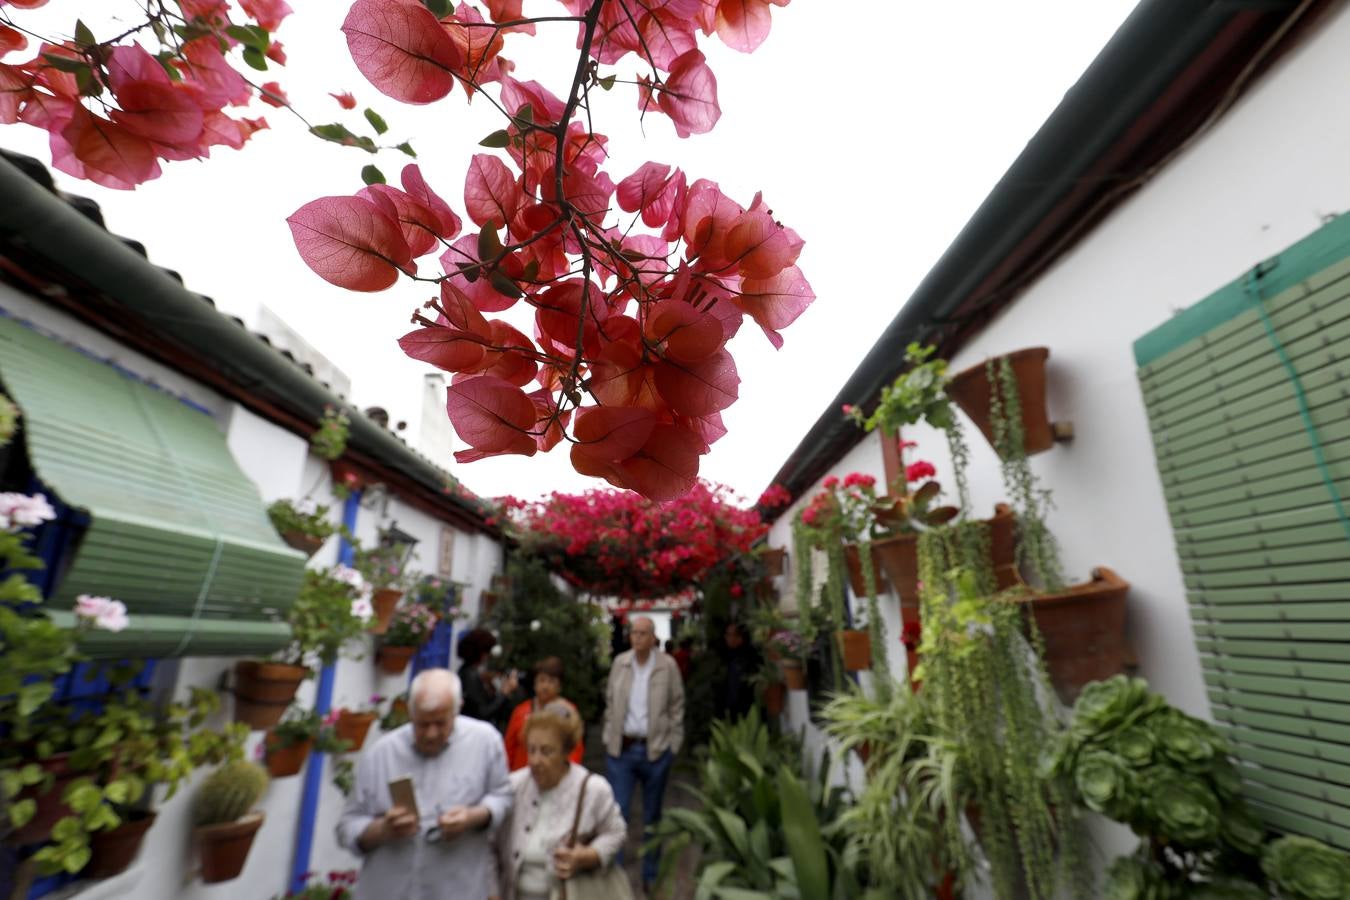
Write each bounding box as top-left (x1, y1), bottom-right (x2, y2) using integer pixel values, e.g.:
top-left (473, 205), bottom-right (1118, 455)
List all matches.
top-left (337, 668), bottom-right (513, 899)
top-left (602, 616), bottom-right (684, 891)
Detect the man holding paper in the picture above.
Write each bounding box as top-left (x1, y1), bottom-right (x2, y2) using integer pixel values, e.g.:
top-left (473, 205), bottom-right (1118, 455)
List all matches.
top-left (338, 668), bottom-right (513, 899)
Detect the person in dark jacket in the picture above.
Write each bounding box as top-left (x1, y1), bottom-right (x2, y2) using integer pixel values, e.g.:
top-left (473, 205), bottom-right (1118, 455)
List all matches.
top-left (457, 628), bottom-right (518, 730)
top-left (715, 622), bottom-right (760, 722)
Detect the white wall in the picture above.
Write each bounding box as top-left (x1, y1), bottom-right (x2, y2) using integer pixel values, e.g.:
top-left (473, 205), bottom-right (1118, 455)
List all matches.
top-left (1, 285), bottom-right (504, 898)
top-left (765, 4), bottom-right (1350, 883)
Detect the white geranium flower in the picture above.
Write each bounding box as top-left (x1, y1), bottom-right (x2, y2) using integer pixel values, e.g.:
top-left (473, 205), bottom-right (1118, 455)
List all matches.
top-left (351, 597), bottom-right (374, 621)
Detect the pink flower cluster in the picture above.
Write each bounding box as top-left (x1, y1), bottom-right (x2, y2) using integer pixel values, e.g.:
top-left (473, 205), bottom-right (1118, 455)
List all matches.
top-left (0, 492), bottom-right (55, 530)
top-left (756, 483), bottom-right (792, 510)
top-left (74, 594), bottom-right (129, 632)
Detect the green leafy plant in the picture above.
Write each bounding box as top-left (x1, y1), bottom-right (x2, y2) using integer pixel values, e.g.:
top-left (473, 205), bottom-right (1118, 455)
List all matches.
top-left (268, 707), bottom-right (349, 754)
top-left (309, 405), bottom-right (350, 461)
top-left (914, 555), bottom-right (1087, 900)
top-left (1052, 675), bottom-right (1268, 894)
top-left (194, 760), bottom-right (269, 827)
top-left (378, 693), bottom-right (409, 732)
top-left (381, 602), bottom-right (438, 648)
top-left (266, 498), bottom-right (336, 541)
top-left (822, 684), bottom-right (966, 898)
top-left (280, 566), bottom-right (372, 668)
top-left (1263, 835), bottom-right (1350, 900)
top-left (351, 538), bottom-right (417, 593)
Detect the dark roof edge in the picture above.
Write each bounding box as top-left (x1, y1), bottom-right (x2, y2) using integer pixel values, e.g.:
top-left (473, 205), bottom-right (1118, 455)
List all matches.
top-left (0, 153), bottom-right (499, 537)
top-left (761, 0), bottom-right (1328, 518)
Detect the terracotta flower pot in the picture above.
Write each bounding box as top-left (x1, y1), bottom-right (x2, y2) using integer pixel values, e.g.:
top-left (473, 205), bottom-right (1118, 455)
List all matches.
top-left (836, 630), bottom-right (872, 672)
top-left (279, 530), bottom-right (325, 558)
top-left (782, 661), bottom-right (807, 691)
top-left (232, 661), bottom-right (308, 730)
top-left (86, 810), bottom-right (157, 878)
top-left (4, 753), bottom-right (79, 846)
top-left (368, 588), bottom-right (404, 635)
top-left (762, 682), bottom-right (786, 718)
top-left (334, 710), bottom-right (377, 751)
top-left (264, 735), bottom-right (313, 778)
top-left (196, 811), bottom-right (265, 884)
top-left (377, 645), bottom-right (416, 675)
top-left (947, 347), bottom-right (1057, 457)
top-left (1021, 566), bottom-right (1130, 704)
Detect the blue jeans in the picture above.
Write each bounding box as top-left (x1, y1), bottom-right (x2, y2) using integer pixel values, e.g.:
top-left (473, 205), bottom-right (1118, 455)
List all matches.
top-left (606, 741), bottom-right (674, 884)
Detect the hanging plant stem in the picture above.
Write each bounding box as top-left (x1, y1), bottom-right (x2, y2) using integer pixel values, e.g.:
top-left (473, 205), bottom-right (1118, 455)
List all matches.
top-left (989, 357), bottom-right (1065, 591)
top-left (857, 540), bottom-right (891, 702)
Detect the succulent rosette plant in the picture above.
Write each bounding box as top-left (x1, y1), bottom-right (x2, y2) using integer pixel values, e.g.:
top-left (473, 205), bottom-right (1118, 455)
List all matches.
top-left (1103, 855), bottom-right (1170, 900)
top-left (1262, 835), bottom-right (1350, 900)
top-left (1073, 751), bottom-right (1136, 821)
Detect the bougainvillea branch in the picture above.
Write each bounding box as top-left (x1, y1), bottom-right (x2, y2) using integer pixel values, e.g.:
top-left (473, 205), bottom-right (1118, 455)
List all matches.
top-left (287, 0), bottom-right (813, 500)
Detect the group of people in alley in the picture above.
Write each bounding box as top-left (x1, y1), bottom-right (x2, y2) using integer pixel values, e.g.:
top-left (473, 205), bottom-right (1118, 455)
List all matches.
top-left (336, 615), bottom-right (687, 900)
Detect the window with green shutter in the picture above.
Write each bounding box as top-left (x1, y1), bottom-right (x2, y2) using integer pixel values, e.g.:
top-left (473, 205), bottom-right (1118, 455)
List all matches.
top-left (1135, 214), bottom-right (1350, 849)
top-left (0, 313), bottom-right (305, 658)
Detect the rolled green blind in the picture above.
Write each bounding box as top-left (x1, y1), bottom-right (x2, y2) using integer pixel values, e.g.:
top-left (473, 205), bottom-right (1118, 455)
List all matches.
top-left (0, 314), bottom-right (304, 657)
top-left (1135, 214), bottom-right (1350, 850)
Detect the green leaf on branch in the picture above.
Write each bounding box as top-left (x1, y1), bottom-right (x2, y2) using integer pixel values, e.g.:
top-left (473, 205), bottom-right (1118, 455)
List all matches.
top-left (42, 54), bottom-right (88, 74)
top-left (476, 222), bottom-right (503, 261)
top-left (226, 24), bottom-right (270, 50)
top-left (75, 67), bottom-right (103, 98)
top-left (488, 272), bottom-right (523, 299)
top-left (423, 0), bottom-right (453, 17)
top-left (241, 46), bottom-right (268, 72)
top-left (513, 104), bottom-right (534, 128)
top-left (309, 123), bottom-right (378, 154)
top-left (364, 108), bottom-right (388, 135)
top-left (479, 129), bottom-right (511, 148)
top-left (172, 23), bottom-right (215, 42)
top-left (8, 799), bottom-right (35, 828)
top-left (598, 74), bottom-right (616, 91)
top-left (361, 164), bottom-right (386, 186)
top-left (74, 20), bottom-right (96, 48)
top-left (18, 682), bottom-right (52, 717)
top-left (395, 141), bottom-right (417, 158)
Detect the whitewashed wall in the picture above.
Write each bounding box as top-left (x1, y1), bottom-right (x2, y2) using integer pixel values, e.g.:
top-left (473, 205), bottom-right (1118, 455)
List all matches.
top-left (0, 284), bottom-right (504, 898)
top-left (766, 3), bottom-right (1350, 885)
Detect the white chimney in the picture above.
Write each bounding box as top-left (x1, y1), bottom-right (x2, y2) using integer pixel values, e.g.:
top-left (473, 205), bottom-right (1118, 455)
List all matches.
top-left (253, 306), bottom-right (352, 398)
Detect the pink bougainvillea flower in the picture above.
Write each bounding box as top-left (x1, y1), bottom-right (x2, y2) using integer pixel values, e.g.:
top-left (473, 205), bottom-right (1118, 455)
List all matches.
top-left (239, 0), bottom-right (293, 31)
top-left (287, 195), bottom-right (414, 291)
top-left (713, 0), bottom-right (789, 53)
top-left (330, 90), bottom-right (357, 109)
top-left (265, 41), bottom-right (288, 65)
top-left (0, 24), bottom-right (28, 56)
top-left (644, 49), bottom-right (720, 138)
top-left (258, 81), bottom-right (288, 107)
top-left (445, 374), bottom-right (538, 462)
top-left (342, 0), bottom-right (462, 104)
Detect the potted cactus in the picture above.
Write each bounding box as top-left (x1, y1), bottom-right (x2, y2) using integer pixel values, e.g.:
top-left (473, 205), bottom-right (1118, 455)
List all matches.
top-left (193, 761), bottom-right (269, 884)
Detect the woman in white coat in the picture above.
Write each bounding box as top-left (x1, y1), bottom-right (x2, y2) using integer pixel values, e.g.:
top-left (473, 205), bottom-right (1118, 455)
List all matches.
top-left (491, 702), bottom-right (629, 900)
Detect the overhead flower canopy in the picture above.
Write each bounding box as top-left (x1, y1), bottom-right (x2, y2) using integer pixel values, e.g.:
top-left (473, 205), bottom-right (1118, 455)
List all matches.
top-left (503, 480), bottom-right (765, 599)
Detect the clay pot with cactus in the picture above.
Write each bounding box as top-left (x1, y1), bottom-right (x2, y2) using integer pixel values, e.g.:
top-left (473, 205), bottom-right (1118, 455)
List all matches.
top-left (193, 760), bottom-right (269, 884)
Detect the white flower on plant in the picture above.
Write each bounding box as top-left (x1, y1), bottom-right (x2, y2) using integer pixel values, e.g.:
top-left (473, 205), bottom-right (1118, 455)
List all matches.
top-left (350, 597), bottom-right (374, 622)
top-left (490, 644), bottom-right (503, 657)
top-left (0, 492), bottom-right (56, 530)
top-left (333, 564), bottom-right (366, 591)
top-left (294, 498), bottom-right (318, 517)
top-left (74, 594), bottom-right (130, 632)
top-left (529, 619), bottom-right (541, 632)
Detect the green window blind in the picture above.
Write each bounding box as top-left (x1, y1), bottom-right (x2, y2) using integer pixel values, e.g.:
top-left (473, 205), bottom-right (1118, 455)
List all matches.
top-left (0, 315), bottom-right (305, 658)
top-left (1134, 214), bottom-right (1350, 850)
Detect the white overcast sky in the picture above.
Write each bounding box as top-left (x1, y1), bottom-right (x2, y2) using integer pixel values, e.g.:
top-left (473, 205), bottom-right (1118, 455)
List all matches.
top-left (2, 1), bottom-right (1140, 504)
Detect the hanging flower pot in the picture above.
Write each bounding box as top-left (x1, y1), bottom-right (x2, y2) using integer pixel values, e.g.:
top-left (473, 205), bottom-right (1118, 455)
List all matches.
top-left (264, 735), bottom-right (313, 778)
top-left (836, 630), bottom-right (872, 672)
top-left (376, 645), bottom-right (416, 675)
top-left (987, 503), bottom-right (1018, 590)
top-left (196, 811), bottom-right (265, 884)
top-left (4, 753), bottom-right (79, 846)
top-left (843, 541), bottom-right (888, 598)
top-left (85, 810), bottom-right (157, 878)
top-left (947, 347), bottom-right (1063, 457)
top-left (1021, 566), bottom-right (1130, 704)
top-left (367, 588), bottom-right (403, 635)
top-left (761, 682), bottom-right (786, 718)
top-left (781, 661), bottom-right (807, 691)
top-left (333, 710), bottom-right (378, 751)
top-left (231, 661), bottom-right (309, 730)
top-left (279, 530), bottom-right (326, 558)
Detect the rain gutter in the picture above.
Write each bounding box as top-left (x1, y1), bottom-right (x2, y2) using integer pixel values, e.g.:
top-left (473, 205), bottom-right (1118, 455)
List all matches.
top-left (0, 153), bottom-right (498, 537)
top-left (763, 0), bottom-right (1332, 514)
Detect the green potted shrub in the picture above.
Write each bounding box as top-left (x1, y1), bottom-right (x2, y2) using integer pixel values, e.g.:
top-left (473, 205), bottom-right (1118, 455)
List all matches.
top-left (264, 707), bottom-right (350, 778)
top-left (193, 760), bottom-right (270, 883)
top-left (232, 565), bottom-right (373, 729)
top-left (266, 498), bottom-right (336, 557)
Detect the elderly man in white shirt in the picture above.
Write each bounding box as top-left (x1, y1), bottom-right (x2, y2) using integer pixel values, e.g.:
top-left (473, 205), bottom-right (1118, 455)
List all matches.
top-left (337, 668), bottom-right (513, 900)
top-left (602, 615), bottom-right (684, 892)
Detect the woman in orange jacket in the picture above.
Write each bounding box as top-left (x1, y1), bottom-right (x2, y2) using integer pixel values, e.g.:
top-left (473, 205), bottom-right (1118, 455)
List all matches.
top-left (503, 656), bottom-right (585, 771)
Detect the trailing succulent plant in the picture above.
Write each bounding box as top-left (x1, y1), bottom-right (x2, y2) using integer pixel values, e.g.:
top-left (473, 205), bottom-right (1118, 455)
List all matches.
top-left (194, 760), bottom-right (269, 828)
top-left (1261, 836), bottom-right (1350, 900)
